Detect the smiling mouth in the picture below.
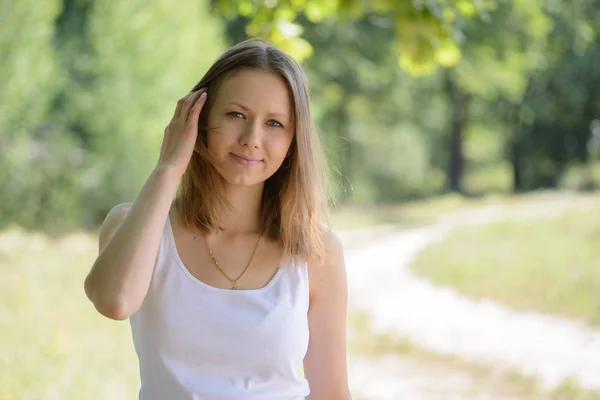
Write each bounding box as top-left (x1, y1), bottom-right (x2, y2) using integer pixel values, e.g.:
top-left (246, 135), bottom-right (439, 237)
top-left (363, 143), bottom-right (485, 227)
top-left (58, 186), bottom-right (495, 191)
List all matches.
top-left (230, 153), bottom-right (263, 165)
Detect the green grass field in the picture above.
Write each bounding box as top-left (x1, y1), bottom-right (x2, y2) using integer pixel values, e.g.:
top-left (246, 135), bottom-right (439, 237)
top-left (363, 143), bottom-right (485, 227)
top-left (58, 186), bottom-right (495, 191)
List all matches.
top-left (0, 229), bottom-right (139, 400)
top-left (411, 201), bottom-right (600, 326)
top-left (330, 190), bottom-right (593, 230)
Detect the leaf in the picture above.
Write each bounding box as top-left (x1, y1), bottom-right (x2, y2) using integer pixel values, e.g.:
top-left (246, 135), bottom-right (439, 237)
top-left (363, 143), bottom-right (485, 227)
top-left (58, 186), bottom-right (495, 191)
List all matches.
top-left (306, 2), bottom-right (327, 22)
top-left (397, 39), bottom-right (438, 75)
top-left (435, 38), bottom-right (461, 67)
top-left (371, 0), bottom-right (394, 13)
top-left (337, 0), bottom-right (364, 20)
top-left (237, 0), bottom-right (253, 16)
top-left (213, 0), bottom-right (238, 18)
top-left (291, 0), bottom-right (306, 8)
top-left (272, 34), bottom-right (313, 61)
top-left (275, 6), bottom-right (296, 21)
top-left (456, 0), bottom-right (477, 17)
top-left (443, 8), bottom-right (457, 23)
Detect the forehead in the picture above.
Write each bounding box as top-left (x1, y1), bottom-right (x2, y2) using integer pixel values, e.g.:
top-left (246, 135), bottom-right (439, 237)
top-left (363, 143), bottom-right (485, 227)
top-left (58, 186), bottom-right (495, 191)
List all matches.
top-left (215, 69), bottom-right (292, 116)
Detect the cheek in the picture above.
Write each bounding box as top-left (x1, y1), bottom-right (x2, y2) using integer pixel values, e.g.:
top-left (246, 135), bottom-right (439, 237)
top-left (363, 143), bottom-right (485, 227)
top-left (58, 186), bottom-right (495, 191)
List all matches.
top-left (209, 117), bottom-right (242, 139)
top-left (206, 129), bottom-right (227, 157)
top-left (282, 132), bottom-right (294, 154)
top-left (207, 120), bottom-right (235, 150)
top-left (269, 135), bottom-right (293, 161)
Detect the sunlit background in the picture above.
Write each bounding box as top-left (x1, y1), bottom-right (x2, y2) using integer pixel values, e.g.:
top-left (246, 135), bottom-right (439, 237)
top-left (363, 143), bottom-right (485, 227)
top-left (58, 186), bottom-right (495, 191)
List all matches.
top-left (2, 0), bottom-right (600, 399)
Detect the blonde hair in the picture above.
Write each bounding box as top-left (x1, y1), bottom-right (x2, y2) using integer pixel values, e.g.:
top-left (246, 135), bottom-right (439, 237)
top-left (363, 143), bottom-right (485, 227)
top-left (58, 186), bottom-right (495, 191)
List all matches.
top-left (174, 39), bottom-right (331, 264)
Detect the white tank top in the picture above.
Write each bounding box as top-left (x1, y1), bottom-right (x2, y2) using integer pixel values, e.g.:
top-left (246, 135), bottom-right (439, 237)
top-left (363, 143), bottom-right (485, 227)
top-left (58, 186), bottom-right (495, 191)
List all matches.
top-left (129, 216), bottom-right (311, 400)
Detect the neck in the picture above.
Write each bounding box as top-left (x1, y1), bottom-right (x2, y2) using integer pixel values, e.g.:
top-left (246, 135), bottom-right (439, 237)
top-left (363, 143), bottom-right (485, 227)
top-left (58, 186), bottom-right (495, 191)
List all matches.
top-left (216, 183), bottom-right (264, 236)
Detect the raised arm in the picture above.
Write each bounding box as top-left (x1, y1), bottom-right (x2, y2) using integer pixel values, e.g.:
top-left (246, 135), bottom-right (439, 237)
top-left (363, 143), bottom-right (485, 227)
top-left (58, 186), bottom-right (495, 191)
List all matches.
top-left (84, 89), bottom-right (207, 320)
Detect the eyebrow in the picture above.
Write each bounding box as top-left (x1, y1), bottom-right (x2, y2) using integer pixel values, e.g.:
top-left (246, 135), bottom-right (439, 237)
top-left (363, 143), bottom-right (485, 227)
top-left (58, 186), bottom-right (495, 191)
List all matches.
top-left (223, 102), bottom-right (290, 121)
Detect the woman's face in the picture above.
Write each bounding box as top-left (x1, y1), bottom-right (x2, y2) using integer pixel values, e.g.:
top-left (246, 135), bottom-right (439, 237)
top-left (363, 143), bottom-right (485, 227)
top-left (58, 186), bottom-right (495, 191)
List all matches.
top-left (206, 69), bottom-right (294, 187)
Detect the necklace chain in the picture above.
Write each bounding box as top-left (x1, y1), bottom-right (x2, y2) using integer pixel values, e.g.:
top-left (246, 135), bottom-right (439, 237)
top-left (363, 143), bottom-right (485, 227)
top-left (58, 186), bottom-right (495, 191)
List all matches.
top-left (203, 232), bottom-right (263, 290)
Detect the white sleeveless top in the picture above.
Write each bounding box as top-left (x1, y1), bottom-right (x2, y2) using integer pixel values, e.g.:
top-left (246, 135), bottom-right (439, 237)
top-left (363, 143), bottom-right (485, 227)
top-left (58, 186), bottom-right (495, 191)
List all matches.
top-left (129, 216), bottom-right (311, 400)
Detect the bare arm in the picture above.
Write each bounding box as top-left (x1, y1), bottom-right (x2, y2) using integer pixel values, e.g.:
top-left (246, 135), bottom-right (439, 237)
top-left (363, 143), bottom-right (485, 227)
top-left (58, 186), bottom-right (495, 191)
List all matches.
top-left (84, 167), bottom-right (179, 320)
top-left (84, 89), bottom-right (208, 320)
top-left (304, 231), bottom-right (352, 400)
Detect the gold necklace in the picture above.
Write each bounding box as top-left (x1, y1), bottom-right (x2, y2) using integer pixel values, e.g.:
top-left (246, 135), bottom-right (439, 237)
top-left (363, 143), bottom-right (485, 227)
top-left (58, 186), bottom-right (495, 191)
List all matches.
top-left (203, 232), bottom-right (263, 290)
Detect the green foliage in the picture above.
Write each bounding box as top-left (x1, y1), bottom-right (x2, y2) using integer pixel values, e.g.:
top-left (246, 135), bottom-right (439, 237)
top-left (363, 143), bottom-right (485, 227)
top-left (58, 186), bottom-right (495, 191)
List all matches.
top-left (0, 0), bottom-right (61, 134)
top-left (59, 0), bottom-right (225, 223)
top-left (0, 0), bottom-right (67, 231)
top-left (2, 0), bottom-right (600, 230)
top-left (550, 378), bottom-right (600, 400)
top-left (295, 16), bottom-right (446, 203)
top-left (451, 0), bottom-right (551, 101)
top-left (496, 0), bottom-right (600, 190)
top-left (213, 0), bottom-right (495, 74)
top-left (0, 0), bottom-right (226, 232)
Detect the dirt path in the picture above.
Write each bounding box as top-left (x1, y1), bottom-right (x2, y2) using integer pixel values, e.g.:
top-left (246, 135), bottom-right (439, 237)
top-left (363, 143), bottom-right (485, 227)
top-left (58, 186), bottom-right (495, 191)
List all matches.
top-left (340, 195), bottom-right (600, 398)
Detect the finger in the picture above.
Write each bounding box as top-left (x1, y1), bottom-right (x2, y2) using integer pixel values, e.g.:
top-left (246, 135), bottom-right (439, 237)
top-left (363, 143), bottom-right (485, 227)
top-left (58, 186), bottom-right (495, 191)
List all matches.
top-left (187, 91), bottom-right (208, 128)
top-left (181, 89), bottom-right (206, 121)
top-left (174, 89), bottom-right (202, 118)
top-left (174, 92), bottom-right (194, 118)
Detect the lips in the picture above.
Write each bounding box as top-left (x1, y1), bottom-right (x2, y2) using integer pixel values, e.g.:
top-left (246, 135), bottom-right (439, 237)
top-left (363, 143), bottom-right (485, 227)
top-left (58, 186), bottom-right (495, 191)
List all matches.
top-left (230, 153), bottom-right (263, 165)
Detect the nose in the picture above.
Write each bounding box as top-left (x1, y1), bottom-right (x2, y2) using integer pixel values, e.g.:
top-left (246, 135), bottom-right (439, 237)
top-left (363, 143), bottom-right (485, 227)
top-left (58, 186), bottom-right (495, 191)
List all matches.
top-left (239, 120), bottom-right (260, 148)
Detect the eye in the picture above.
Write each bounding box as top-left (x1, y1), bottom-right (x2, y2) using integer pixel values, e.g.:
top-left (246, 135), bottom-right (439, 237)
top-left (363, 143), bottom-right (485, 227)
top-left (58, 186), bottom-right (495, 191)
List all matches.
top-left (227, 111), bottom-right (245, 119)
top-left (267, 120), bottom-right (284, 128)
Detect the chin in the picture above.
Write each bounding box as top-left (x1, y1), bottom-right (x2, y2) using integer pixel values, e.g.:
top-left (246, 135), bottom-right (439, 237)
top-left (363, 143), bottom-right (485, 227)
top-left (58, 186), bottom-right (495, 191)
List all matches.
top-left (217, 168), bottom-right (269, 187)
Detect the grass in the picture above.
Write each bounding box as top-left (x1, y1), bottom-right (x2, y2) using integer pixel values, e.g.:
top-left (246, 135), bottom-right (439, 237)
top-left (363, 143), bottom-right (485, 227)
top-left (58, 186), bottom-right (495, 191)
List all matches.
top-left (550, 380), bottom-right (600, 400)
top-left (330, 193), bottom-right (481, 230)
top-left (330, 189), bottom-right (593, 231)
top-left (0, 228), bottom-right (139, 400)
top-left (411, 202), bottom-right (600, 326)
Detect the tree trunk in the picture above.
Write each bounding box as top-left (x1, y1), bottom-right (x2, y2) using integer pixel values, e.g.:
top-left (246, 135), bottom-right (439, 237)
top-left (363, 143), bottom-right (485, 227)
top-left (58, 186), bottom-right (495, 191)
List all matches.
top-left (444, 73), bottom-right (469, 193)
top-left (510, 135), bottom-right (523, 192)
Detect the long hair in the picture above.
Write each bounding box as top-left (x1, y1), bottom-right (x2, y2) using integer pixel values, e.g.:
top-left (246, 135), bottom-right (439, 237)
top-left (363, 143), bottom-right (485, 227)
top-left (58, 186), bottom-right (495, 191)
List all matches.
top-left (174, 39), bottom-right (332, 264)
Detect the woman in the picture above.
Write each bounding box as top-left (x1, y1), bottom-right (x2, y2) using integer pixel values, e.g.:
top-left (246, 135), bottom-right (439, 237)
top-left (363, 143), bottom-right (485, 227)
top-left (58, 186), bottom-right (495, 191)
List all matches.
top-left (84, 39), bottom-right (351, 400)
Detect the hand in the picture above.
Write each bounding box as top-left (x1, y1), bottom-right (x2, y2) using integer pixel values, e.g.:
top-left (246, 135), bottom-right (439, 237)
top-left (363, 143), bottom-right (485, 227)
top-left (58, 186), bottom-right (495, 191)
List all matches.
top-left (157, 89), bottom-right (208, 177)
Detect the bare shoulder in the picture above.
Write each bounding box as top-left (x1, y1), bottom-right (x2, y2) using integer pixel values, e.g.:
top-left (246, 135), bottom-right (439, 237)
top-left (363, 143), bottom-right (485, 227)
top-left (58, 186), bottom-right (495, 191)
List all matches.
top-left (308, 229), bottom-right (347, 299)
top-left (98, 203), bottom-right (133, 252)
top-left (325, 228), bottom-right (344, 253)
top-left (321, 229), bottom-right (345, 267)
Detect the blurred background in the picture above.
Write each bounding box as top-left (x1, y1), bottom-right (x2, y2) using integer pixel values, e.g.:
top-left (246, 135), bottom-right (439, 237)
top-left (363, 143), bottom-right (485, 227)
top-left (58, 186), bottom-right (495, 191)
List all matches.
top-left (1, 0), bottom-right (600, 399)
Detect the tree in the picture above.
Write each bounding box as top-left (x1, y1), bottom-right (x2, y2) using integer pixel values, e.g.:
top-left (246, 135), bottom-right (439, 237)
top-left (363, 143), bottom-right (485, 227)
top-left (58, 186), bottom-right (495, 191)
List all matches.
top-left (213, 0), bottom-right (496, 74)
top-left (0, 0), bottom-right (64, 229)
top-left (0, 0), bottom-right (226, 231)
top-left (52, 0), bottom-right (226, 228)
top-left (494, 0), bottom-right (600, 191)
top-left (442, 0), bottom-right (551, 192)
top-left (213, 0), bottom-right (555, 193)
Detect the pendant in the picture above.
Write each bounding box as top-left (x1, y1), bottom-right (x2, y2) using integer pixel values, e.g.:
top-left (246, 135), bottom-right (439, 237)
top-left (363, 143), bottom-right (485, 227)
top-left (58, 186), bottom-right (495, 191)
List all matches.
top-left (231, 281), bottom-right (238, 290)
